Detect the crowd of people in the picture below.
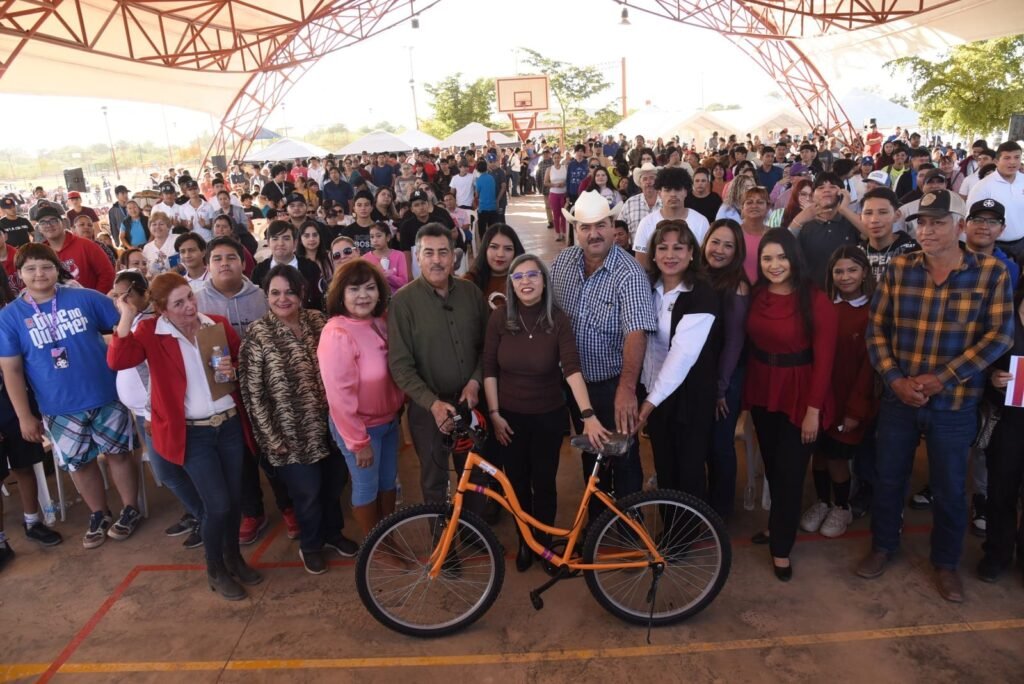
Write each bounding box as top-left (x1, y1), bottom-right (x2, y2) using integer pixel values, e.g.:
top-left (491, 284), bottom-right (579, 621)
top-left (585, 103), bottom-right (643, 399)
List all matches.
top-left (0, 127), bottom-right (1022, 609)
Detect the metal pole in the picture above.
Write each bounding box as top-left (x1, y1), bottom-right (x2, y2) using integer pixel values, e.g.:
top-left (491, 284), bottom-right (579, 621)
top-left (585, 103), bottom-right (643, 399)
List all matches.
top-left (408, 46), bottom-right (420, 130)
top-left (621, 57), bottom-right (627, 118)
top-left (101, 106), bottom-right (121, 179)
top-left (161, 106), bottom-right (175, 166)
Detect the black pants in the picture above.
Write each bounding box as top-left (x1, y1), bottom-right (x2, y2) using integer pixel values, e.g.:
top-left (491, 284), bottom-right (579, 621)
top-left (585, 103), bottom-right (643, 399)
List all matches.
top-left (984, 411), bottom-right (1024, 567)
top-left (750, 407), bottom-right (814, 558)
top-left (240, 446), bottom-right (293, 518)
top-left (647, 401), bottom-right (715, 501)
top-left (478, 210), bottom-right (501, 238)
top-left (497, 407), bottom-right (566, 545)
top-left (275, 449), bottom-right (347, 552)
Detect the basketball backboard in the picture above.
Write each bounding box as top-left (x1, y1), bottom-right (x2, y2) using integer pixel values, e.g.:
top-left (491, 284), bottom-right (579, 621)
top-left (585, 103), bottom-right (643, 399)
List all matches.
top-left (496, 75), bottom-right (550, 114)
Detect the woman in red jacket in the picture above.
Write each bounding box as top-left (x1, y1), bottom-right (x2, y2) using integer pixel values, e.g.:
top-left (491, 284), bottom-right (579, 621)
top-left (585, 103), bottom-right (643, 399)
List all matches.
top-left (108, 272), bottom-right (261, 601)
top-left (801, 247), bottom-right (877, 539)
top-left (744, 228), bottom-right (838, 581)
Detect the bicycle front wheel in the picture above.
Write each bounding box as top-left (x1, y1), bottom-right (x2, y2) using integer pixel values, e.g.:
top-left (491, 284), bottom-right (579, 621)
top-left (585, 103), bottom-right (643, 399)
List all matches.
top-left (355, 503), bottom-right (505, 637)
top-left (582, 489), bottom-right (731, 626)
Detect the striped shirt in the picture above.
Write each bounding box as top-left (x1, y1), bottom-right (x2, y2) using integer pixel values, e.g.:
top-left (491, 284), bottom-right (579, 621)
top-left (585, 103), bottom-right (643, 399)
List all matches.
top-left (621, 193), bottom-right (661, 237)
top-left (866, 248), bottom-right (1013, 410)
top-left (550, 245), bottom-right (657, 383)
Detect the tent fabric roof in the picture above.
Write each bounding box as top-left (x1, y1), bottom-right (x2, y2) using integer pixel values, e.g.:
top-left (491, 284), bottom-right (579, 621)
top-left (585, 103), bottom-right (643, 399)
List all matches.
top-left (838, 90), bottom-right (920, 128)
top-left (242, 137), bottom-right (330, 162)
top-left (337, 131), bottom-right (419, 155)
top-left (440, 123), bottom-right (515, 148)
top-left (397, 129), bottom-right (443, 150)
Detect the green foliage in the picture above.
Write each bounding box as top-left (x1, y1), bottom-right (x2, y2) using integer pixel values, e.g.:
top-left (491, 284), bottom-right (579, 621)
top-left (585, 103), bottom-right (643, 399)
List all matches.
top-left (887, 35), bottom-right (1024, 137)
top-left (518, 48), bottom-right (610, 134)
top-left (423, 74), bottom-right (496, 139)
top-left (705, 103), bottom-right (740, 112)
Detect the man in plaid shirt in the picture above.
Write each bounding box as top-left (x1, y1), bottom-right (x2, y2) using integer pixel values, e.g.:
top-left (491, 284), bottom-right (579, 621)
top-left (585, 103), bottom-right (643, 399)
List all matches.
top-left (857, 189), bottom-right (1013, 603)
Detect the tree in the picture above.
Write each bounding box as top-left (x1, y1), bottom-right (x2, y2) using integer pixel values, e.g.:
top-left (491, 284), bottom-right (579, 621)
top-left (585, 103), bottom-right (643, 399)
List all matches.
top-left (705, 103), bottom-right (741, 112)
top-left (518, 48), bottom-right (610, 136)
top-left (423, 74), bottom-right (496, 139)
top-left (887, 35), bottom-right (1024, 137)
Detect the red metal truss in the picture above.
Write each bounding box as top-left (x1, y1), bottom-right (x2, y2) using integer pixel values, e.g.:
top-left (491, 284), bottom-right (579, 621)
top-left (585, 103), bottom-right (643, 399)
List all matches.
top-left (622, 0), bottom-right (966, 143)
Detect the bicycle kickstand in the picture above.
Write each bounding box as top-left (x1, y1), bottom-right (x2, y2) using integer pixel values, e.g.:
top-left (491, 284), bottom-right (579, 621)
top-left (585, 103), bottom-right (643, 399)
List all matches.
top-left (528, 566), bottom-right (572, 611)
top-left (645, 562), bottom-right (665, 644)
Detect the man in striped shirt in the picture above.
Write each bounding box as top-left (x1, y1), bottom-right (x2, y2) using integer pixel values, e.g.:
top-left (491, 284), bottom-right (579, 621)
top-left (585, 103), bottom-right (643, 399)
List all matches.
top-left (857, 189), bottom-right (1013, 603)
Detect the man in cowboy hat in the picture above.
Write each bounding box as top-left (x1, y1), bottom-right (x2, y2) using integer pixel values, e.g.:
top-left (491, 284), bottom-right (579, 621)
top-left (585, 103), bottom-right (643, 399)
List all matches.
top-left (621, 162), bottom-right (661, 238)
top-left (632, 167), bottom-right (710, 270)
top-left (550, 191), bottom-right (657, 522)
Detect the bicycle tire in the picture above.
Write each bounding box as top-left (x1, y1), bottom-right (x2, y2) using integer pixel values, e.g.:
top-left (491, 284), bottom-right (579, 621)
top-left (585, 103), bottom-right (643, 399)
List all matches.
top-left (582, 489), bottom-right (731, 626)
top-left (355, 502), bottom-right (505, 638)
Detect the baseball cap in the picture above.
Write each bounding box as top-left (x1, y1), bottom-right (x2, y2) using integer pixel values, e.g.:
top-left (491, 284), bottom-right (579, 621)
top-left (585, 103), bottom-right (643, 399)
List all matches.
top-left (114, 185), bottom-right (129, 194)
top-left (285, 192), bottom-right (307, 205)
top-left (968, 198), bottom-right (1006, 222)
top-left (865, 170), bottom-right (889, 186)
top-left (906, 190), bottom-right (967, 222)
top-left (486, 152), bottom-right (497, 163)
top-left (0, 197), bottom-right (14, 209)
top-left (67, 191), bottom-right (81, 199)
top-left (920, 168), bottom-right (948, 184)
top-left (35, 205), bottom-right (64, 221)
top-left (159, 182), bottom-right (176, 193)
top-left (860, 156), bottom-right (874, 166)
top-left (410, 189), bottom-right (430, 204)
top-left (182, 179), bottom-right (198, 190)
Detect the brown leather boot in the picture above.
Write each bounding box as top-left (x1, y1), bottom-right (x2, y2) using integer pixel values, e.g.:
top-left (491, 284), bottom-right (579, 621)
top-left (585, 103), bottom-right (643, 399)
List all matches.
top-left (351, 502), bottom-right (380, 537)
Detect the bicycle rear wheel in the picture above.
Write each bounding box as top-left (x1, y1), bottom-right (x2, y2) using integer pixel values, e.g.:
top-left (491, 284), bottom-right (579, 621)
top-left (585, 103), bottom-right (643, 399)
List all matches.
top-left (582, 489), bottom-right (730, 626)
top-left (355, 503), bottom-right (505, 637)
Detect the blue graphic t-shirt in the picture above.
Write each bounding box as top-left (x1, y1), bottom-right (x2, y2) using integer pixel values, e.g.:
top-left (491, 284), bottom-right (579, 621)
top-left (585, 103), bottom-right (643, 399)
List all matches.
top-left (0, 286), bottom-right (121, 416)
top-left (475, 173), bottom-right (497, 212)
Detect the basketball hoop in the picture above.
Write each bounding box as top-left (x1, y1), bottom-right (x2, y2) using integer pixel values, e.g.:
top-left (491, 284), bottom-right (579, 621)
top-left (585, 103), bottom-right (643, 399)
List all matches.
top-left (496, 75), bottom-right (550, 144)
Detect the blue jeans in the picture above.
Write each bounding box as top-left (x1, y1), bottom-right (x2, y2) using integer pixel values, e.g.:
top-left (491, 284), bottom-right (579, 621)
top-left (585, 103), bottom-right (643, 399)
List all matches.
top-left (573, 377), bottom-right (643, 521)
top-left (870, 395), bottom-right (976, 569)
top-left (330, 418), bottom-right (398, 507)
top-left (135, 413), bottom-right (203, 520)
top-left (181, 415), bottom-right (244, 565)
top-left (710, 365), bottom-right (744, 519)
top-left (275, 449), bottom-right (348, 552)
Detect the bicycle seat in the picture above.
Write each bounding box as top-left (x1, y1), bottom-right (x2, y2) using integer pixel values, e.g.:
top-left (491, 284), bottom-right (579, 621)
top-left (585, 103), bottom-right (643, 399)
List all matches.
top-left (570, 433), bottom-right (631, 456)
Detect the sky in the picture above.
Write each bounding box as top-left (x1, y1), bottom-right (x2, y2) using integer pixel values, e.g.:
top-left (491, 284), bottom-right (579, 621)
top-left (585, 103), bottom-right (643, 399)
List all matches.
top-left (0, 0), bottom-right (910, 151)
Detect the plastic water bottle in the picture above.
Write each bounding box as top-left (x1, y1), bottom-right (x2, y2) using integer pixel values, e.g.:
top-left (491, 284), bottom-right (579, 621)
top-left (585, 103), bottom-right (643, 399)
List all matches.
top-left (380, 255), bottom-right (390, 272)
top-left (743, 482), bottom-right (756, 511)
top-left (210, 346), bottom-right (232, 383)
top-left (394, 476), bottom-right (403, 506)
top-left (43, 500), bottom-right (59, 526)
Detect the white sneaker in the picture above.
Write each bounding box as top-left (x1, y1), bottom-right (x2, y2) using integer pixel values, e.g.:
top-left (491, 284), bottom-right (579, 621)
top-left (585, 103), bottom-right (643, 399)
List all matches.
top-left (800, 501), bottom-right (830, 532)
top-left (819, 506), bottom-right (853, 538)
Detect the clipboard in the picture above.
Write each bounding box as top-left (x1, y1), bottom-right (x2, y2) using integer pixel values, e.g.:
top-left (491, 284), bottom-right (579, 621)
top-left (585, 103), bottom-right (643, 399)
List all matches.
top-left (196, 323), bottom-right (237, 401)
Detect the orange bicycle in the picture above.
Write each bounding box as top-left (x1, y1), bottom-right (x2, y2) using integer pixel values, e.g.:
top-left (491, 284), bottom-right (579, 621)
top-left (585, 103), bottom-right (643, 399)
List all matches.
top-left (355, 413), bottom-right (731, 637)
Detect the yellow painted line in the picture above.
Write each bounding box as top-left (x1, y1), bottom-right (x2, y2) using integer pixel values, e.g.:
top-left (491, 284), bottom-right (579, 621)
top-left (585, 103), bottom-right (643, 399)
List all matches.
top-left (5, 617), bottom-right (1023, 677)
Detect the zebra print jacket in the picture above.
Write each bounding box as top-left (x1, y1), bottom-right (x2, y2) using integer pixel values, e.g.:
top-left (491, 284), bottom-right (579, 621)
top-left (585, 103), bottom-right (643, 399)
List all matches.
top-left (239, 309), bottom-right (331, 466)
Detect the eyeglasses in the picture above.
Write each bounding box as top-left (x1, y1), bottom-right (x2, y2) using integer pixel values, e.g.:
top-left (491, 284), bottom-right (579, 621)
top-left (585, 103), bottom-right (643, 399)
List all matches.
top-left (37, 218), bottom-right (61, 227)
top-left (589, 165), bottom-right (600, 169)
top-left (511, 270), bottom-right (542, 282)
top-left (967, 217), bottom-right (1004, 227)
top-left (332, 248), bottom-right (356, 260)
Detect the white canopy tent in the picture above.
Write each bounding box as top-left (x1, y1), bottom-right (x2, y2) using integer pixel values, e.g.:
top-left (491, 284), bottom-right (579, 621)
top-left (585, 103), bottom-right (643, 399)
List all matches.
top-left (440, 123), bottom-right (515, 148)
top-left (397, 129), bottom-right (442, 150)
top-left (838, 89), bottom-right (920, 129)
top-left (241, 137), bottom-right (329, 162)
top-left (337, 130), bottom-right (417, 155)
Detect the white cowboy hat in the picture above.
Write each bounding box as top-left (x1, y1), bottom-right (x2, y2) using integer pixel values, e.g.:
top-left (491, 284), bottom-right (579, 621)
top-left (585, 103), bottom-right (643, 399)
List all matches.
top-left (631, 162), bottom-right (660, 185)
top-left (562, 190), bottom-right (623, 225)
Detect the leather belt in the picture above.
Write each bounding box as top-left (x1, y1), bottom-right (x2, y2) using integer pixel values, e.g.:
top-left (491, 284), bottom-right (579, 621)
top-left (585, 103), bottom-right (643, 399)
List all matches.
top-left (185, 407), bottom-right (237, 428)
top-left (749, 343), bottom-right (813, 368)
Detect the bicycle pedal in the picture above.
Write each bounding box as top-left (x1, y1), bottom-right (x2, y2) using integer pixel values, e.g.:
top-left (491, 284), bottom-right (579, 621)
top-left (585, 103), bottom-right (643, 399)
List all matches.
top-left (529, 591), bottom-right (544, 611)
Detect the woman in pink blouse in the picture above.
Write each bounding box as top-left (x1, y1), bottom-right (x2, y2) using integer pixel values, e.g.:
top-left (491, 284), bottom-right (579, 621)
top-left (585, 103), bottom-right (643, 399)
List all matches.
top-left (318, 260), bottom-right (405, 535)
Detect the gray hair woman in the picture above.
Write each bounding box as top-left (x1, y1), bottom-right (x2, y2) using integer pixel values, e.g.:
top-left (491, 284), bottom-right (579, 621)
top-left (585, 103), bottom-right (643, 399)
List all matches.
top-left (482, 253), bottom-right (610, 573)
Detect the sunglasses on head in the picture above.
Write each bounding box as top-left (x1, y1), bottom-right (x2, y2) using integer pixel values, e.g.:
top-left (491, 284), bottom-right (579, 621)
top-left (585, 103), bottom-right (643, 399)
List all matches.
top-left (332, 247), bottom-right (356, 259)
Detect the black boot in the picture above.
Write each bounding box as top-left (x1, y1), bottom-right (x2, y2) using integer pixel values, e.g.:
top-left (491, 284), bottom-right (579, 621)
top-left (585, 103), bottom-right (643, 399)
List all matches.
top-left (207, 561), bottom-right (246, 601)
top-left (516, 537), bottom-right (533, 572)
top-left (224, 551), bottom-right (263, 586)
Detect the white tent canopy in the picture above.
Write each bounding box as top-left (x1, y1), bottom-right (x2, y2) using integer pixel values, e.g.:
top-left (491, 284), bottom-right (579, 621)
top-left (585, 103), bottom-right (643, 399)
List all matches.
top-left (397, 129), bottom-right (442, 150)
top-left (839, 89), bottom-right (920, 129)
top-left (440, 123), bottom-right (515, 148)
top-left (242, 137), bottom-right (330, 162)
top-left (337, 130), bottom-right (418, 155)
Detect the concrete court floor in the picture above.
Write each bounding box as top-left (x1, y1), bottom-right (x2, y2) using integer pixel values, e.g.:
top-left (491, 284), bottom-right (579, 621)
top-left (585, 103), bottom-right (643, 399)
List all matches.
top-left (1, 195), bottom-right (1022, 683)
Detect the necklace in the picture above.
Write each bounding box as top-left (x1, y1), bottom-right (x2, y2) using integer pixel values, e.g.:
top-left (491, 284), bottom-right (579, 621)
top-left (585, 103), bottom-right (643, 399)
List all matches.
top-left (519, 313), bottom-right (541, 339)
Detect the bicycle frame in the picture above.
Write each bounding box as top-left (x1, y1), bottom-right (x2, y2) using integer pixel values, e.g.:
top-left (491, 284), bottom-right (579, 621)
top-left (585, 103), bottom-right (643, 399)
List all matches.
top-left (427, 448), bottom-right (665, 579)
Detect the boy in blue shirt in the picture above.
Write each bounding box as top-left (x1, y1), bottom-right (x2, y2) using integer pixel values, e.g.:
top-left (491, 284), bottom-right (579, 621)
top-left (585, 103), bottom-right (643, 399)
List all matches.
top-left (0, 244), bottom-right (140, 550)
top-left (474, 159), bottom-right (499, 235)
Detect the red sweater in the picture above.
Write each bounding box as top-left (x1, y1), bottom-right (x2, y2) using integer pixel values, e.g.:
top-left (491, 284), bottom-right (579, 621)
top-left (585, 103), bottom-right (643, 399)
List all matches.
top-left (743, 287), bottom-right (838, 429)
top-left (824, 300), bottom-right (878, 444)
top-left (107, 314), bottom-right (255, 465)
top-left (49, 232), bottom-right (115, 293)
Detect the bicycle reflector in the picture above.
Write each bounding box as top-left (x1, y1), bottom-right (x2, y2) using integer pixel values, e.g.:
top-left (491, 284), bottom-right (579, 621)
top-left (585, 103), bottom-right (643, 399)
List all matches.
top-left (453, 408), bottom-right (487, 453)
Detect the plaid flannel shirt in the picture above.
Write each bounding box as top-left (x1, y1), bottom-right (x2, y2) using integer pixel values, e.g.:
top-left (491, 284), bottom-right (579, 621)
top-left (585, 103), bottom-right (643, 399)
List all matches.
top-left (621, 193), bottom-right (661, 236)
top-left (867, 248), bottom-right (1013, 410)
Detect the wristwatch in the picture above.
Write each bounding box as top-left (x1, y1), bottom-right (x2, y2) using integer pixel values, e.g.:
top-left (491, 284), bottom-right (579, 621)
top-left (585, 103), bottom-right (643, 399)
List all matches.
top-left (581, 408), bottom-right (596, 419)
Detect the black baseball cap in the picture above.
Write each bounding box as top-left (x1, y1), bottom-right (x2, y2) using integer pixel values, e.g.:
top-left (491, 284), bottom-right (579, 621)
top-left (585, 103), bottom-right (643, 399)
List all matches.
top-left (410, 189), bottom-right (430, 204)
top-left (159, 182), bottom-right (176, 193)
top-left (920, 168), bottom-right (948, 184)
top-left (114, 185), bottom-right (129, 195)
top-left (906, 190), bottom-right (967, 222)
top-left (35, 205), bottom-right (64, 220)
top-left (0, 197), bottom-right (14, 209)
top-left (285, 192), bottom-right (307, 205)
top-left (968, 198), bottom-right (1006, 222)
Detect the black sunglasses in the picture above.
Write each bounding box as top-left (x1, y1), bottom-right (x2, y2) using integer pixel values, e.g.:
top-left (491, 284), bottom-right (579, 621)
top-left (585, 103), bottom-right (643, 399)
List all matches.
top-left (332, 247), bottom-right (356, 259)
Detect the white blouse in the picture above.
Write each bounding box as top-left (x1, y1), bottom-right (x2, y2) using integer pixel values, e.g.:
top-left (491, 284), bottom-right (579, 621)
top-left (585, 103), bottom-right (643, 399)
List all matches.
top-left (641, 279), bottom-right (715, 407)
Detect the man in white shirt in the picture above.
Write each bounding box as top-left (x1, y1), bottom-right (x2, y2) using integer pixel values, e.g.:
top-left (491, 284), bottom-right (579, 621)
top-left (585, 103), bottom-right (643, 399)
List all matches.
top-left (151, 182), bottom-right (180, 223)
top-left (307, 157), bottom-right (326, 189)
top-left (176, 180), bottom-right (212, 241)
top-left (967, 140), bottom-right (1024, 258)
top-left (633, 167), bottom-right (710, 269)
top-left (449, 161), bottom-right (476, 209)
top-left (957, 147), bottom-right (995, 199)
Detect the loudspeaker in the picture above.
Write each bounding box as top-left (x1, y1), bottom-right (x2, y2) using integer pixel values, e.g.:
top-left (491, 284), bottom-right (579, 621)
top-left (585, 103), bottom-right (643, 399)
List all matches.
top-left (63, 168), bottom-right (87, 193)
top-left (211, 155), bottom-right (228, 173)
top-left (1009, 113), bottom-right (1024, 143)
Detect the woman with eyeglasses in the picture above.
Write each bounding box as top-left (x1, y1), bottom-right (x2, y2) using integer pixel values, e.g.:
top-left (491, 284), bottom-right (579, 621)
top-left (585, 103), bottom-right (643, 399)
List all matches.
top-left (483, 254), bottom-right (610, 572)
top-left (363, 222), bottom-right (409, 293)
top-left (637, 220), bottom-right (720, 504)
top-left (239, 264), bottom-right (355, 575)
top-left (465, 224), bottom-right (525, 310)
top-left (110, 270), bottom-right (203, 547)
top-left (330, 235), bottom-right (359, 270)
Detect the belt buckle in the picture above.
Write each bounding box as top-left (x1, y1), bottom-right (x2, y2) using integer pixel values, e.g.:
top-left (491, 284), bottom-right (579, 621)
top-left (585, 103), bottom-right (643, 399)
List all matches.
top-left (208, 413), bottom-right (225, 428)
